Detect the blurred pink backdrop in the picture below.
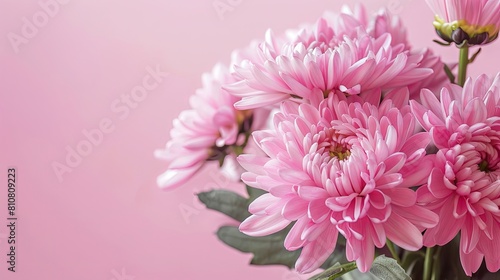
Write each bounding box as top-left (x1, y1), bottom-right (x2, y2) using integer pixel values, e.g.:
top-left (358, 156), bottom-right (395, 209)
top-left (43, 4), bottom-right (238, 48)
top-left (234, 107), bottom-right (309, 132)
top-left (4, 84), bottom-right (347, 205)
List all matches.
top-left (1, 0), bottom-right (499, 279)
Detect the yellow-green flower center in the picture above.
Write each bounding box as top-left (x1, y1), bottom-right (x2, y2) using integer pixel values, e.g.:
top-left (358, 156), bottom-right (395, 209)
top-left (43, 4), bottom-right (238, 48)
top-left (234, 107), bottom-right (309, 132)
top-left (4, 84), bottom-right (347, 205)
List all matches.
top-left (479, 159), bottom-right (490, 172)
top-left (329, 144), bottom-right (351, 160)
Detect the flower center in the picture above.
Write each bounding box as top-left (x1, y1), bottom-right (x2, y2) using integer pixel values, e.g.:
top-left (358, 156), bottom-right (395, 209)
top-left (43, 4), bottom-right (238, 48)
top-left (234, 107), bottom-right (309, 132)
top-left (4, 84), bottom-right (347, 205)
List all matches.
top-left (479, 159), bottom-right (490, 172)
top-left (477, 144), bottom-right (500, 174)
top-left (326, 130), bottom-right (352, 161)
top-left (329, 145), bottom-right (351, 160)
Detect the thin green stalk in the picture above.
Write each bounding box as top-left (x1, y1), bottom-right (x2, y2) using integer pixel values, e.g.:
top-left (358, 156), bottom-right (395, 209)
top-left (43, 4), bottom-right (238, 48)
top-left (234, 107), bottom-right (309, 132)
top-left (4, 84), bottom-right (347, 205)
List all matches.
top-left (386, 239), bottom-right (401, 264)
top-left (326, 262), bottom-right (358, 280)
top-left (457, 46), bottom-right (469, 87)
top-left (423, 246), bottom-right (434, 280)
top-left (430, 247), bottom-right (442, 280)
top-left (308, 262), bottom-right (358, 280)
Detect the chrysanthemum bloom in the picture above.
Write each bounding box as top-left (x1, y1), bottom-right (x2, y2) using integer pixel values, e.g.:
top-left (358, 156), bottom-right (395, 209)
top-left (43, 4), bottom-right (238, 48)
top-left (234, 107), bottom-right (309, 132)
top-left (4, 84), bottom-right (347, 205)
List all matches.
top-left (238, 93), bottom-right (438, 273)
top-left (225, 6), bottom-right (444, 111)
top-left (226, 30), bottom-right (433, 110)
top-left (417, 144), bottom-right (500, 275)
top-left (410, 74), bottom-right (500, 149)
top-left (155, 64), bottom-right (255, 190)
top-left (411, 74), bottom-right (500, 275)
top-left (426, 0), bottom-right (500, 46)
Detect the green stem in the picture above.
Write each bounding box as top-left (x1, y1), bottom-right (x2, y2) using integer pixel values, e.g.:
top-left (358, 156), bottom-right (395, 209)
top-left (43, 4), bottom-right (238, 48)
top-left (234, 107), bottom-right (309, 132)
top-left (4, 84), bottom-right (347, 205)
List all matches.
top-left (326, 262), bottom-right (358, 280)
top-left (423, 247), bottom-right (434, 280)
top-left (430, 247), bottom-right (442, 280)
top-left (457, 46), bottom-right (469, 87)
top-left (386, 239), bottom-right (401, 264)
top-left (308, 262), bottom-right (358, 280)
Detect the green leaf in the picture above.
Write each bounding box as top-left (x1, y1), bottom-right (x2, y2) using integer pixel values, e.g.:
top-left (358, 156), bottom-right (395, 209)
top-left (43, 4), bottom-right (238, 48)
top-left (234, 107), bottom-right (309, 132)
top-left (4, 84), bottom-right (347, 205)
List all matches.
top-left (369, 255), bottom-right (411, 280)
top-left (197, 190), bottom-right (251, 222)
top-left (217, 226), bottom-right (301, 268)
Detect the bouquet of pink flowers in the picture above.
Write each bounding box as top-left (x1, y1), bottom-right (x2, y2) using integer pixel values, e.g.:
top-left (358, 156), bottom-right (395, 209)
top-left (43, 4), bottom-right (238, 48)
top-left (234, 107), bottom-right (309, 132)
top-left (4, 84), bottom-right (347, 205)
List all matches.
top-left (156, 1), bottom-right (500, 279)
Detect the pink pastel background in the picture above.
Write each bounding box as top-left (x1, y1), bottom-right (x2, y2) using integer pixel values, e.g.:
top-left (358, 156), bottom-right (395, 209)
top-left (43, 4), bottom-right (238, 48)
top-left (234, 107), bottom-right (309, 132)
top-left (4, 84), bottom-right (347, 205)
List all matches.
top-left (1, 0), bottom-right (499, 279)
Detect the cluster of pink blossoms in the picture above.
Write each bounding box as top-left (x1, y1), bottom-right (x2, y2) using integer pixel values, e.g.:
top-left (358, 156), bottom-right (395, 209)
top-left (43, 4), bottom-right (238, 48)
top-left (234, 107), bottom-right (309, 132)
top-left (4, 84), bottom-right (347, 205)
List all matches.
top-left (228, 6), bottom-right (449, 273)
top-left (158, 1), bottom-right (500, 277)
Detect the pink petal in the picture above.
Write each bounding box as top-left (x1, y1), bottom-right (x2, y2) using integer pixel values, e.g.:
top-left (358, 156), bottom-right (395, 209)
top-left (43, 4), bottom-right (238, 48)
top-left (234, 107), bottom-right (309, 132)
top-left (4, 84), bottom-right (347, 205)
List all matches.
top-left (460, 248), bottom-right (483, 277)
top-left (168, 150), bottom-right (207, 169)
top-left (385, 212), bottom-right (423, 251)
top-left (282, 197), bottom-right (308, 220)
top-left (395, 205), bottom-right (439, 229)
top-left (239, 213), bottom-right (291, 236)
top-left (425, 198), bottom-right (464, 246)
top-left (157, 162), bottom-right (203, 190)
top-left (295, 225), bottom-right (338, 273)
top-left (308, 199), bottom-right (330, 223)
top-left (234, 93), bottom-right (289, 110)
top-left (428, 168), bottom-right (454, 198)
top-left (383, 188), bottom-right (416, 207)
top-left (284, 217), bottom-right (309, 250)
top-left (237, 154), bottom-right (269, 175)
top-left (297, 186), bottom-right (329, 200)
top-left (248, 193), bottom-right (279, 214)
top-left (461, 218), bottom-right (480, 254)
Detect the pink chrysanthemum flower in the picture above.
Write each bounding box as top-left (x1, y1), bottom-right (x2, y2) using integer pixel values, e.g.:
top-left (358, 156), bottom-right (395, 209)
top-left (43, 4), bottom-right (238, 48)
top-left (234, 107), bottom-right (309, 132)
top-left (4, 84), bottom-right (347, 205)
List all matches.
top-left (411, 74), bottom-right (500, 275)
top-left (238, 93), bottom-right (438, 273)
top-left (225, 6), bottom-right (446, 111)
top-left (426, 0), bottom-right (500, 46)
top-left (155, 64), bottom-right (254, 190)
top-left (226, 30), bottom-right (432, 110)
top-left (417, 144), bottom-right (500, 275)
top-left (411, 74), bottom-right (500, 149)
